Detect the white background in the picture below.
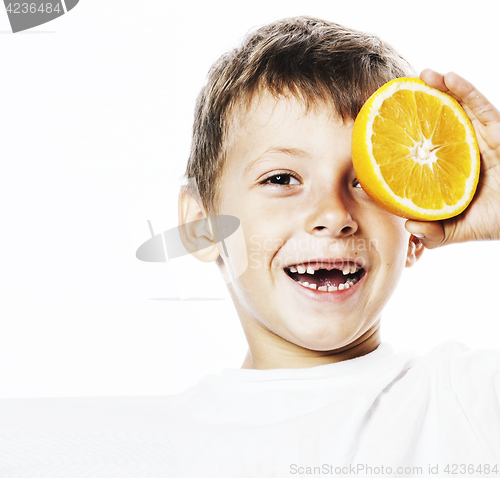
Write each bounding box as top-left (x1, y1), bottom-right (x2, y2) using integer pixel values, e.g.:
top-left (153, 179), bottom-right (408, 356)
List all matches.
top-left (0, 0), bottom-right (498, 399)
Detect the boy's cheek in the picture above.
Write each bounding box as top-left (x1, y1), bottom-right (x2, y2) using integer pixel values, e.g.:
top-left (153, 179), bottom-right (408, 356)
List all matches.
top-left (246, 235), bottom-right (283, 262)
top-left (249, 253), bottom-right (261, 270)
top-left (249, 234), bottom-right (261, 250)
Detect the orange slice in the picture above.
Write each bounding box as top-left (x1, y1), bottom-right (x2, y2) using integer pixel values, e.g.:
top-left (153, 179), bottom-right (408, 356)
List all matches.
top-left (352, 78), bottom-right (480, 220)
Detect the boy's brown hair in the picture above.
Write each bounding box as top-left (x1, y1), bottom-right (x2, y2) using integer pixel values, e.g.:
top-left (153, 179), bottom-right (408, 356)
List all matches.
top-left (184, 16), bottom-right (414, 213)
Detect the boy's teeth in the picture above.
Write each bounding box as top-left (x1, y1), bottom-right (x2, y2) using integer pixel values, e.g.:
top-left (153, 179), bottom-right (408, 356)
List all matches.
top-left (296, 278), bottom-right (359, 292)
top-left (290, 264), bottom-right (362, 292)
top-left (297, 280), bottom-right (317, 290)
top-left (291, 263), bottom-right (360, 276)
top-left (342, 264), bottom-right (359, 275)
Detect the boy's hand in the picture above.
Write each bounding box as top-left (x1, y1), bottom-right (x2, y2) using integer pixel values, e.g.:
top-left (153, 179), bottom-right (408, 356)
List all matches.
top-left (405, 69), bottom-right (500, 248)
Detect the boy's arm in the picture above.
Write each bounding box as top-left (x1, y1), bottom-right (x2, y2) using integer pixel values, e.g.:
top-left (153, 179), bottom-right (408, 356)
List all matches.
top-left (405, 69), bottom-right (500, 248)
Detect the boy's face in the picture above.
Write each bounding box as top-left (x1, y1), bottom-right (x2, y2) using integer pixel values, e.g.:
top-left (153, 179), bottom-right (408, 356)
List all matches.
top-left (216, 90), bottom-right (418, 368)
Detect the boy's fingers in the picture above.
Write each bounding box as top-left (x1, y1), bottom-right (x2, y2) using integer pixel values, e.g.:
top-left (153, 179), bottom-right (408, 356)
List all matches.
top-left (405, 220), bottom-right (445, 249)
top-left (420, 69), bottom-right (447, 91)
top-left (444, 72), bottom-right (500, 126)
top-left (421, 69), bottom-right (500, 127)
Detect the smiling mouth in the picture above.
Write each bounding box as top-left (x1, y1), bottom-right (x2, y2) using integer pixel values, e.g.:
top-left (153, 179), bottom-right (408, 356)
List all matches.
top-left (284, 262), bottom-right (366, 292)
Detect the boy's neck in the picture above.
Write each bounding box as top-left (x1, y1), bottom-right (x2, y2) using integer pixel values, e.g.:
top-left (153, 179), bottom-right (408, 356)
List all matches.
top-left (241, 322), bottom-right (381, 370)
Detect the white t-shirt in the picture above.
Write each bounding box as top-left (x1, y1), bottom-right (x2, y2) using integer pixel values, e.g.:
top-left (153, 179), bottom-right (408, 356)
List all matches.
top-left (0, 341), bottom-right (499, 477)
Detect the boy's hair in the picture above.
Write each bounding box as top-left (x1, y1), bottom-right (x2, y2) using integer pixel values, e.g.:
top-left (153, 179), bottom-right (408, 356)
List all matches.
top-left (184, 16), bottom-right (414, 213)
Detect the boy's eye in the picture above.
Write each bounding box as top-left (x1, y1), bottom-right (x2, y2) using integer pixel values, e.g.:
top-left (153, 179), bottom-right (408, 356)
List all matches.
top-left (352, 177), bottom-right (362, 188)
top-left (262, 173), bottom-right (300, 186)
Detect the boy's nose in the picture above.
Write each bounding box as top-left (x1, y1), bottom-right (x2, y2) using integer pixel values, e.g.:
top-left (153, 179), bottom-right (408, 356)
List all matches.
top-left (306, 189), bottom-right (358, 238)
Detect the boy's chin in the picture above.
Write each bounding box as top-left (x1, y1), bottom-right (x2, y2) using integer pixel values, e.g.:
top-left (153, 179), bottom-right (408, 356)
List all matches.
top-left (285, 322), bottom-right (381, 358)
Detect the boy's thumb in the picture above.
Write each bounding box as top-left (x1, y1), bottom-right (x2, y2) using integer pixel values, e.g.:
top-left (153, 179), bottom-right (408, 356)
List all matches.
top-left (405, 220), bottom-right (445, 249)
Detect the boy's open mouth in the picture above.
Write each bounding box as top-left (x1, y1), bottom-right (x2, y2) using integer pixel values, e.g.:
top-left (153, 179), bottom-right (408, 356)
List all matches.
top-left (284, 261), bottom-right (366, 292)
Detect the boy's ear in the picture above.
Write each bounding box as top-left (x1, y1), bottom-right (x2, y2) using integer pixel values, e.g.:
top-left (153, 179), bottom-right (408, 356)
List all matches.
top-left (405, 234), bottom-right (425, 268)
top-left (178, 187), bottom-right (220, 263)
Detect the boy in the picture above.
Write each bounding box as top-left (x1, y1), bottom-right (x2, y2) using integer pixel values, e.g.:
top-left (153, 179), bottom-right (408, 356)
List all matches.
top-left (0, 15), bottom-right (498, 478)
top-left (176, 16), bottom-right (500, 476)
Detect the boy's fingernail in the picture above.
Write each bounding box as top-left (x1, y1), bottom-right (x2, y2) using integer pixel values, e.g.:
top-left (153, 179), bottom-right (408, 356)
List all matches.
top-left (413, 234), bottom-right (425, 239)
